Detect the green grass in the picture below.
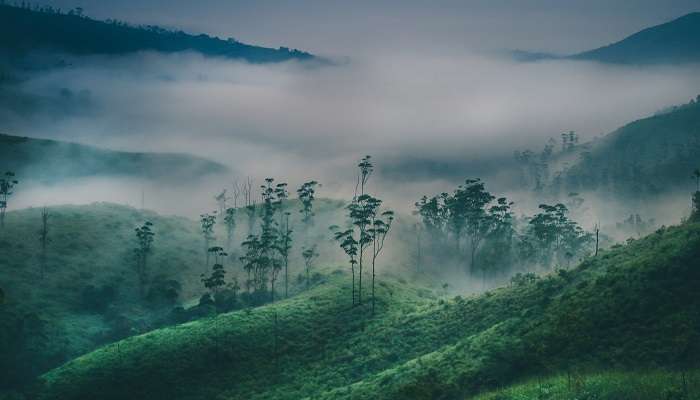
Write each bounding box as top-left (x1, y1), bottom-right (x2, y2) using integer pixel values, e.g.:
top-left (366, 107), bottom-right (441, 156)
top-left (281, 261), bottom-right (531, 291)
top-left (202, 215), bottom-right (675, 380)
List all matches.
top-left (473, 370), bottom-right (700, 400)
top-left (32, 220), bottom-right (700, 399)
top-left (0, 199), bottom-right (350, 391)
top-left (0, 203), bottom-right (205, 370)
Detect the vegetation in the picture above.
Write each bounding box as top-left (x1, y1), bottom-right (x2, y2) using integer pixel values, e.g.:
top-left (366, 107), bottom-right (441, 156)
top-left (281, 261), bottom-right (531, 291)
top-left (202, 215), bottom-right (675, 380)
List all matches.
top-left (474, 370), bottom-right (700, 400)
top-left (30, 215), bottom-right (700, 399)
top-left (0, 170), bottom-right (18, 227)
top-left (513, 96), bottom-right (700, 198)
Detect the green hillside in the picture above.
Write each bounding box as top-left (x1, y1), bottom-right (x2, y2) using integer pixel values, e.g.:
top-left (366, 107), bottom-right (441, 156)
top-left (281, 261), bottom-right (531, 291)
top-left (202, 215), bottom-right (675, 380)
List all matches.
top-left (474, 370), bottom-right (700, 400)
top-left (0, 199), bottom-right (348, 393)
top-left (0, 134), bottom-right (228, 182)
top-left (0, 3), bottom-right (315, 65)
top-left (33, 218), bottom-right (700, 399)
top-left (557, 96), bottom-right (700, 196)
top-left (0, 203), bottom-right (205, 389)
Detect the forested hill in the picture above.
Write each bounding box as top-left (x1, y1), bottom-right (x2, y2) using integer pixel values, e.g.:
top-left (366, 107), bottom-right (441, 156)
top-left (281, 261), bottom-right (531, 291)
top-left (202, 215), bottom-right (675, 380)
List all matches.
top-left (0, 133), bottom-right (228, 182)
top-left (34, 217), bottom-right (700, 399)
top-left (557, 96), bottom-right (700, 196)
top-left (571, 12), bottom-right (700, 64)
top-left (0, 3), bottom-right (316, 64)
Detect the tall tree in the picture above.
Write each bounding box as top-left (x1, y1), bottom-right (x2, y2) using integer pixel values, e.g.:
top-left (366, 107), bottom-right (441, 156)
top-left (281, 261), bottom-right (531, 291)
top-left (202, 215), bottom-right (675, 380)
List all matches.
top-left (297, 181), bottom-right (320, 226)
top-left (134, 221), bottom-right (155, 299)
top-left (448, 179), bottom-right (494, 274)
top-left (38, 207), bottom-right (50, 279)
top-left (369, 209), bottom-right (394, 315)
top-left (348, 156), bottom-right (375, 305)
top-left (223, 207), bottom-right (237, 251)
top-left (214, 189), bottom-right (230, 216)
top-left (0, 171), bottom-right (18, 228)
top-left (201, 246), bottom-right (227, 298)
top-left (200, 212), bottom-right (217, 272)
top-left (277, 211), bottom-right (293, 298)
top-left (333, 227), bottom-right (358, 305)
top-left (301, 244), bottom-right (319, 289)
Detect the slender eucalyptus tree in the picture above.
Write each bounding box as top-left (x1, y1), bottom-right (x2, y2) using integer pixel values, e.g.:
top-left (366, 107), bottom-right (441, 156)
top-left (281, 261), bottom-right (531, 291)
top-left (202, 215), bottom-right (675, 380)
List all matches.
top-left (0, 171), bottom-right (18, 228)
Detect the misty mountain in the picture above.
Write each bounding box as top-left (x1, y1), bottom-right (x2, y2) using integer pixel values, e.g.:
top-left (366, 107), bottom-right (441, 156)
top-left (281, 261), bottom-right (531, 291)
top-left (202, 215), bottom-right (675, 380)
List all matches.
top-left (514, 12), bottom-right (700, 65)
top-left (552, 96), bottom-right (700, 197)
top-left (571, 12), bottom-right (700, 64)
top-left (0, 133), bottom-right (228, 182)
top-left (0, 3), bottom-right (316, 66)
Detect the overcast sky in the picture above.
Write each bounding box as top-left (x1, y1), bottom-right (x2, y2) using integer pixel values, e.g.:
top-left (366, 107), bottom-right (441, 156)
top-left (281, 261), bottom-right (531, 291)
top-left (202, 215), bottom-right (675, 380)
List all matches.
top-left (39, 0), bottom-right (700, 56)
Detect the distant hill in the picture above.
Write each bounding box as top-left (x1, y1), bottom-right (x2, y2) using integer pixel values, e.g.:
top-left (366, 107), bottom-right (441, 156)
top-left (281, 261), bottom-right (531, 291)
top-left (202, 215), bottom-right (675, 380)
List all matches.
top-left (554, 96), bottom-right (700, 197)
top-left (0, 134), bottom-right (228, 182)
top-left (514, 12), bottom-right (700, 65)
top-left (571, 12), bottom-right (700, 64)
top-left (34, 218), bottom-right (700, 399)
top-left (0, 3), bottom-right (316, 64)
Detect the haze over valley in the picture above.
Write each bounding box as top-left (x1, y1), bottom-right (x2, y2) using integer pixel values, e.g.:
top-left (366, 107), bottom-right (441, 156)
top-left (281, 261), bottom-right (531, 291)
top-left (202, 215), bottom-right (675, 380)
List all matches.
top-left (1, 2), bottom-right (700, 399)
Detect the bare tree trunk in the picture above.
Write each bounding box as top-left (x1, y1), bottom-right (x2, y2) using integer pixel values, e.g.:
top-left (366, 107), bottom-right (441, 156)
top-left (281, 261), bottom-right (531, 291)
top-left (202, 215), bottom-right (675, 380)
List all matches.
top-left (358, 250), bottom-right (363, 305)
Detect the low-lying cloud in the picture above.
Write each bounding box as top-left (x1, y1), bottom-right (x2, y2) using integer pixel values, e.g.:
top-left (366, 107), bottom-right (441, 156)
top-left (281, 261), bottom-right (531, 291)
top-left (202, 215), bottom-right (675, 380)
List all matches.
top-left (3, 50), bottom-right (700, 214)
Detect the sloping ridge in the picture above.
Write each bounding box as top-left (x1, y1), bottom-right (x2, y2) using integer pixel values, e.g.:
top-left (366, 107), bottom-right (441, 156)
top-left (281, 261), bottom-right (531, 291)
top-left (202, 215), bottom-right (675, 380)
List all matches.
top-left (571, 12), bottom-right (700, 64)
top-left (35, 221), bottom-right (700, 399)
top-left (0, 133), bottom-right (229, 182)
top-left (0, 4), bottom-right (315, 64)
top-left (561, 97), bottom-right (700, 195)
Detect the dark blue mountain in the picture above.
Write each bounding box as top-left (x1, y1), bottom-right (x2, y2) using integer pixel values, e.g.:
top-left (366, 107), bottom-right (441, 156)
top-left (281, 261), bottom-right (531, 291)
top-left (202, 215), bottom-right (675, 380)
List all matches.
top-left (513, 12), bottom-right (700, 65)
top-left (571, 12), bottom-right (700, 64)
top-left (0, 4), bottom-right (316, 64)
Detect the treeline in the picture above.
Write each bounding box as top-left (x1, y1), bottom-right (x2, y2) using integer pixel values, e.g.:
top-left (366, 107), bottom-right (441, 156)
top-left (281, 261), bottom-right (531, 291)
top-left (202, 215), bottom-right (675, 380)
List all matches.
top-left (514, 95), bottom-right (700, 199)
top-left (0, 2), bottom-right (314, 63)
top-left (414, 178), bottom-right (594, 283)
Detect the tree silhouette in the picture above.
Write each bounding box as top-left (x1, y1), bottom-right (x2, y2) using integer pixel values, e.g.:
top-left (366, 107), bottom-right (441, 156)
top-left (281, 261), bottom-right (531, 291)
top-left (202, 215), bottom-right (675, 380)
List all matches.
top-left (370, 209), bottom-right (394, 315)
top-left (297, 181), bottom-right (320, 226)
top-left (301, 244), bottom-right (319, 289)
top-left (134, 221), bottom-right (155, 299)
top-left (38, 207), bottom-right (50, 279)
top-left (332, 226), bottom-right (358, 305)
top-left (0, 171), bottom-right (18, 228)
top-left (201, 246), bottom-right (227, 298)
top-left (200, 212), bottom-right (216, 272)
top-left (223, 207), bottom-right (237, 251)
top-left (277, 211), bottom-right (293, 298)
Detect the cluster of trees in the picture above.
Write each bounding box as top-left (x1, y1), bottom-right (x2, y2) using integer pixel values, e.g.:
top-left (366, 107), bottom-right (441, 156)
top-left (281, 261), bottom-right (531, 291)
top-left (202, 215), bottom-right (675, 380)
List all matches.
top-left (191, 178), bottom-right (324, 311)
top-left (332, 156), bottom-right (394, 313)
top-left (514, 96), bottom-right (700, 199)
top-left (415, 178), bottom-right (593, 281)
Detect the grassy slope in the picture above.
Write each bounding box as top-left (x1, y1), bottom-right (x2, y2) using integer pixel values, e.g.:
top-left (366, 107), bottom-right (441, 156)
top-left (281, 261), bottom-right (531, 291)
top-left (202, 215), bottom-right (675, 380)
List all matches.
top-left (0, 199), bottom-right (347, 369)
top-left (35, 220), bottom-right (700, 399)
top-left (0, 134), bottom-right (228, 182)
top-left (474, 370), bottom-right (700, 400)
top-left (0, 203), bottom-right (203, 350)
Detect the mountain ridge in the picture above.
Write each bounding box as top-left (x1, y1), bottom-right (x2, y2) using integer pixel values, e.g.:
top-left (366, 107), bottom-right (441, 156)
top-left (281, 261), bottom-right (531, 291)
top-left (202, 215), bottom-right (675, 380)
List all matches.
top-left (0, 3), bottom-right (318, 65)
top-left (512, 12), bottom-right (700, 65)
top-left (0, 133), bottom-right (229, 182)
